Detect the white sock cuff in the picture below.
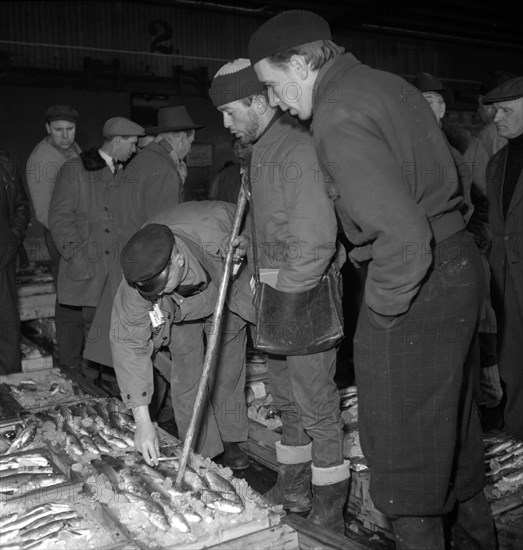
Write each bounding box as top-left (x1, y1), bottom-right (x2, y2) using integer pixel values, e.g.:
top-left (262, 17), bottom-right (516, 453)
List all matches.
top-left (275, 441), bottom-right (312, 464)
top-left (311, 460), bottom-right (351, 485)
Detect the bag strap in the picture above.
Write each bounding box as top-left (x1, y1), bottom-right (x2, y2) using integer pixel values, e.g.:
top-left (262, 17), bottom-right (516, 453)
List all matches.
top-left (242, 164), bottom-right (260, 284)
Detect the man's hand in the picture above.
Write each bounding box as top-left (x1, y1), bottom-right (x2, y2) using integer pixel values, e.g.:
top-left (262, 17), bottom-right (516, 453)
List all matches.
top-left (221, 234), bottom-right (250, 263)
top-left (132, 405), bottom-right (160, 465)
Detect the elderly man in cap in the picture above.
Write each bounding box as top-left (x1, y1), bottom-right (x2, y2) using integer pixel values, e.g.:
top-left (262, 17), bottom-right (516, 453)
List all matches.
top-left (119, 106), bottom-right (203, 248)
top-left (477, 71), bottom-right (514, 157)
top-left (49, 117), bottom-right (144, 381)
top-left (26, 105), bottom-right (85, 372)
top-left (110, 201), bottom-right (254, 470)
top-left (483, 76), bottom-right (523, 442)
top-left (209, 59), bottom-right (348, 532)
top-left (249, 10), bottom-right (495, 548)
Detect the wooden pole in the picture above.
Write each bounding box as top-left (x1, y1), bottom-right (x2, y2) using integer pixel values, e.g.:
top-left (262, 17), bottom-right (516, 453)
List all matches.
top-left (174, 176), bottom-right (249, 489)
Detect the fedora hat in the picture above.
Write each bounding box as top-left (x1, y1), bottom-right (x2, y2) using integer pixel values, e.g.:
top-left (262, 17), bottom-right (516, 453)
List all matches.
top-left (146, 106), bottom-right (204, 135)
top-left (413, 72), bottom-right (454, 107)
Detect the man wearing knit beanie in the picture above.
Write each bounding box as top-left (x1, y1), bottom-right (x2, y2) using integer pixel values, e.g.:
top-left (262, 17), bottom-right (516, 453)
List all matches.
top-left (249, 10), bottom-right (496, 548)
top-left (210, 59), bottom-right (350, 533)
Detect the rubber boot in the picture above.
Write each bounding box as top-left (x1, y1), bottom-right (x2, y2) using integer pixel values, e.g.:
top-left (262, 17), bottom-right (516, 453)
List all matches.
top-left (264, 441), bottom-right (312, 514)
top-left (391, 516), bottom-right (445, 550)
top-left (307, 460), bottom-right (351, 534)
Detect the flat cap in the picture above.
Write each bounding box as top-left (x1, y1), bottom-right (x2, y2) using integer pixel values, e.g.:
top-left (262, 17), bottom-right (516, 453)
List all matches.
top-left (248, 10), bottom-right (331, 66)
top-left (121, 224), bottom-right (174, 297)
top-left (103, 117), bottom-right (145, 138)
top-left (209, 58), bottom-right (266, 107)
top-left (482, 76), bottom-right (523, 105)
top-left (413, 72), bottom-right (454, 106)
top-left (45, 104), bottom-right (79, 124)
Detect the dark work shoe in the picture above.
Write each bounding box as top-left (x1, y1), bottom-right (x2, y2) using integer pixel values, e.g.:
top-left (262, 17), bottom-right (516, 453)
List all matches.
top-left (222, 442), bottom-right (250, 470)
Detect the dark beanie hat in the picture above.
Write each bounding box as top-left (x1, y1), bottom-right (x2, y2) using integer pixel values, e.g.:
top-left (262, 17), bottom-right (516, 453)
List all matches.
top-left (249, 10), bottom-right (331, 65)
top-left (121, 224), bottom-right (174, 296)
top-left (209, 59), bottom-right (266, 107)
top-left (482, 76), bottom-right (523, 105)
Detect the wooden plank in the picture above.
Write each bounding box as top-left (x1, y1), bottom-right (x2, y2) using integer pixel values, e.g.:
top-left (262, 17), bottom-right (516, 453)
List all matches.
top-left (239, 439), bottom-right (278, 472)
top-left (17, 281), bottom-right (55, 297)
top-left (284, 514), bottom-right (372, 550)
top-left (490, 488), bottom-right (523, 516)
top-left (153, 350), bottom-right (172, 380)
top-left (18, 292), bottom-right (55, 320)
top-left (248, 419), bottom-right (280, 449)
top-left (208, 522), bottom-right (298, 549)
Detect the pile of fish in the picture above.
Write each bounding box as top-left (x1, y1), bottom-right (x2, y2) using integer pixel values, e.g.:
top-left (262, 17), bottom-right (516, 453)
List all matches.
top-left (90, 453), bottom-right (245, 534)
top-left (485, 436), bottom-right (523, 490)
top-left (3, 370), bottom-right (88, 411)
top-left (0, 503), bottom-right (83, 549)
top-left (0, 452), bottom-right (67, 498)
top-left (35, 399), bottom-right (136, 458)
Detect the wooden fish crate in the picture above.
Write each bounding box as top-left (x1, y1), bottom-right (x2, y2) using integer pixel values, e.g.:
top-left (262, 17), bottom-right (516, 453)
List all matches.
top-left (17, 280), bottom-right (56, 321)
top-left (20, 334), bottom-right (53, 372)
top-left (0, 446), bottom-right (83, 503)
top-left (344, 469), bottom-right (393, 540)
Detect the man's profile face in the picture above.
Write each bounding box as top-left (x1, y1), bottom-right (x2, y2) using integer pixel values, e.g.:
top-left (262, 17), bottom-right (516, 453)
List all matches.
top-left (492, 98), bottom-right (523, 139)
top-left (254, 58), bottom-right (313, 120)
top-left (219, 101), bottom-right (260, 145)
top-left (114, 136), bottom-right (139, 162)
top-left (46, 120), bottom-right (76, 150)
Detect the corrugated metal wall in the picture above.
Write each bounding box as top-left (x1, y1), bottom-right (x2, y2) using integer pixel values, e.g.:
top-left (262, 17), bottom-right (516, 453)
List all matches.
top-left (1, 1), bottom-right (519, 86)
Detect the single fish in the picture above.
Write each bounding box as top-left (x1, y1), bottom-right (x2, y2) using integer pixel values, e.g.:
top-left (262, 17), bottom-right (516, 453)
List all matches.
top-left (202, 470), bottom-right (242, 503)
top-left (79, 435), bottom-right (101, 455)
top-left (65, 433), bottom-right (84, 457)
top-left (166, 509), bottom-right (191, 533)
top-left (159, 462), bottom-right (207, 493)
top-left (19, 519), bottom-right (65, 542)
top-left (49, 383), bottom-right (65, 396)
top-left (485, 440), bottom-right (514, 458)
top-left (118, 468), bottom-right (151, 500)
top-left (58, 405), bottom-right (74, 424)
top-left (92, 401), bottom-right (111, 424)
top-left (98, 431), bottom-right (128, 449)
top-left (122, 491), bottom-right (170, 531)
top-left (501, 470), bottom-right (523, 483)
top-left (90, 458), bottom-right (122, 486)
top-left (91, 434), bottom-right (112, 454)
top-left (179, 506), bottom-right (203, 524)
top-left (200, 489), bottom-right (243, 514)
top-left (0, 474), bottom-right (67, 494)
top-left (21, 510), bottom-right (79, 534)
top-left (5, 423), bottom-right (37, 454)
top-left (0, 466), bottom-right (54, 479)
top-left (1, 504), bottom-right (70, 533)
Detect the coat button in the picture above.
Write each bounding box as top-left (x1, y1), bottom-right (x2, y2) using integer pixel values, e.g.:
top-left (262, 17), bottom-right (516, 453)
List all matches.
top-left (105, 250), bottom-right (110, 254)
top-left (127, 394), bottom-right (130, 399)
top-left (162, 336), bottom-right (167, 340)
top-left (105, 228), bottom-right (109, 233)
top-left (142, 391), bottom-right (147, 397)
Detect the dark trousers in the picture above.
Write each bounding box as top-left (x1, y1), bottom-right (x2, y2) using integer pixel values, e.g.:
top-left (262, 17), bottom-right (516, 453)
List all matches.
top-left (0, 232), bottom-right (21, 374)
top-left (497, 263), bottom-right (523, 439)
top-left (168, 309), bottom-right (248, 458)
top-left (354, 230), bottom-right (486, 517)
top-left (268, 346), bottom-right (344, 468)
top-left (44, 228), bottom-right (84, 368)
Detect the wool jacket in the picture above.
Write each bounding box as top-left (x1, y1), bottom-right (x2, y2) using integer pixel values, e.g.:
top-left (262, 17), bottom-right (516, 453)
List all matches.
top-left (48, 148), bottom-right (123, 307)
top-left (250, 112), bottom-right (338, 292)
top-left (25, 137), bottom-right (81, 228)
top-left (109, 201), bottom-right (255, 407)
top-left (311, 53), bottom-right (465, 319)
top-left (119, 140), bottom-right (185, 247)
top-left (487, 145), bottom-right (523, 317)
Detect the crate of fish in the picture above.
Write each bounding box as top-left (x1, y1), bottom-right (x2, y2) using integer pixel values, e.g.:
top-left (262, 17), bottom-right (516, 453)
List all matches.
top-left (84, 450), bottom-right (281, 550)
top-left (0, 490), bottom-right (134, 549)
top-left (0, 368), bottom-right (94, 414)
top-left (484, 434), bottom-right (523, 500)
top-left (0, 446), bottom-right (82, 503)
